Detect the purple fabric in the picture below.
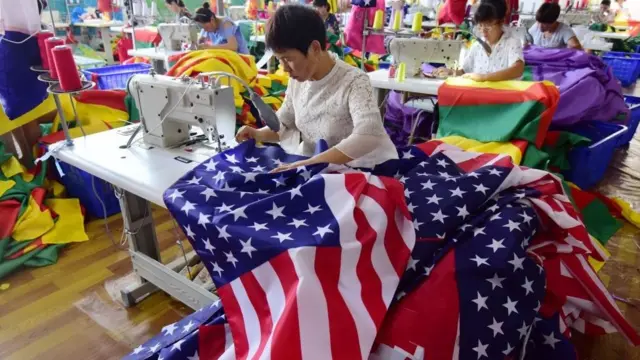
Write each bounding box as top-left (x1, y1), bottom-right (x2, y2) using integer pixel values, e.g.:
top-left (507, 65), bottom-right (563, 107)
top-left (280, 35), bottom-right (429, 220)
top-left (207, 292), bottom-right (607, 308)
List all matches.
top-left (524, 46), bottom-right (630, 126)
top-left (383, 91), bottom-right (434, 146)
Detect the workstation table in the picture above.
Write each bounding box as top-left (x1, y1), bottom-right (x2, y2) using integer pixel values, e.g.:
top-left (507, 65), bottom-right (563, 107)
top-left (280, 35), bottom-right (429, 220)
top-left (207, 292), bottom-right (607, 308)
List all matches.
top-left (72, 21), bottom-right (124, 64)
top-left (53, 126), bottom-right (222, 310)
top-left (368, 69), bottom-right (444, 113)
top-left (128, 48), bottom-right (188, 74)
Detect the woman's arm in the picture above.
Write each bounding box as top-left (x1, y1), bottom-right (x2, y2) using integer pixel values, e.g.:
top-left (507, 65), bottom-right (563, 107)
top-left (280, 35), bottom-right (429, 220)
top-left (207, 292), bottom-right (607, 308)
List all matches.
top-left (467, 60), bottom-right (524, 81)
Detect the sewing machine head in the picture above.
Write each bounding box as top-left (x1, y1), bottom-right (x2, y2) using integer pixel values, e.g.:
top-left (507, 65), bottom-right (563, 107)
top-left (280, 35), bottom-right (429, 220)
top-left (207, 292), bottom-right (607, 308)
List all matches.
top-left (388, 37), bottom-right (464, 77)
top-left (157, 22), bottom-right (199, 51)
top-left (127, 73), bottom-right (237, 151)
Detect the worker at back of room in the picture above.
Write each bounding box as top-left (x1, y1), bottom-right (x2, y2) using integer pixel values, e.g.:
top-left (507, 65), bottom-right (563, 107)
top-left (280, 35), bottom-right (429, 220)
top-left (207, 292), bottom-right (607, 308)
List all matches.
top-left (528, 2), bottom-right (582, 50)
top-left (194, 2), bottom-right (250, 54)
top-left (433, 1), bottom-right (524, 82)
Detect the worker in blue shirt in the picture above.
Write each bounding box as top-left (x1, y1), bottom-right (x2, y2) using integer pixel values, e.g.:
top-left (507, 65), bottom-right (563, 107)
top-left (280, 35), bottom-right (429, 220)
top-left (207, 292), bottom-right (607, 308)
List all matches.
top-left (193, 2), bottom-right (250, 54)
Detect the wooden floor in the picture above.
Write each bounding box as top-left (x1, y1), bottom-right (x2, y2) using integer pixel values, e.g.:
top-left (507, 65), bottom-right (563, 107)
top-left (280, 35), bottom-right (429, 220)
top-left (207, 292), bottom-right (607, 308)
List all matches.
top-left (1, 86), bottom-right (640, 359)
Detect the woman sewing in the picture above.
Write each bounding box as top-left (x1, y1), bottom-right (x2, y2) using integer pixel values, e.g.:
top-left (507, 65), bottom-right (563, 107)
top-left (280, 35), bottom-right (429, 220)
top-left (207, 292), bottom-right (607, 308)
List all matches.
top-left (432, 1), bottom-right (524, 82)
top-left (193, 2), bottom-right (250, 54)
top-left (235, 4), bottom-right (397, 170)
top-left (165, 0), bottom-right (193, 20)
top-left (312, 0), bottom-right (340, 34)
top-left (529, 2), bottom-right (582, 50)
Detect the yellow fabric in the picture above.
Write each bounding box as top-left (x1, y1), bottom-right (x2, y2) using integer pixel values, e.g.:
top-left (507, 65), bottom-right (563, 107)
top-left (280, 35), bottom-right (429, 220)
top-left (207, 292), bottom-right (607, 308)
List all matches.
top-left (589, 240), bottom-right (611, 273)
top-left (21, 168), bottom-right (34, 183)
top-left (42, 199), bottom-right (89, 244)
top-left (613, 197), bottom-right (640, 228)
top-left (0, 180), bottom-right (15, 197)
top-left (52, 100), bottom-right (127, 136)
top-left (44, 179), bottom-right (66, 198)
top-left (444, 77), bottom-right (554, 91)
top-left (438, 135), bottom-right (524, 165)
top-left (12, 196), bottom-right (54, 241)
top-left (257, 75), bottom-right (272, 88)
top-left (1, 156), bottom-right (24, 178)
top-left (0, 97), bottom-right (56, 136)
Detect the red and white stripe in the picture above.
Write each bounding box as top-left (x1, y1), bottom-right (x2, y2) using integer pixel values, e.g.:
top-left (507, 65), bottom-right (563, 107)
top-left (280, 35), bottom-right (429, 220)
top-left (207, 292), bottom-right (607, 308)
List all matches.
top-left (217, 173), bottom-right (416, 360)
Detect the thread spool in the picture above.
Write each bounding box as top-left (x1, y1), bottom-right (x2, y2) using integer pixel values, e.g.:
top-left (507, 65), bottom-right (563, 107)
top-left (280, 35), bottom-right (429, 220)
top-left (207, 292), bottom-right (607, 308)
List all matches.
top-left (37, 31), bottom-right (54, 69)
top-left (411, 12), bottom-right (423, 33)
top-left (391, 10), bottom-right (402, 31)
top-left (267, 1), bottom-right (275, 12)
top-left (396, 62), bottom-right (406, 82)
top-left (45, 37), bottom-right (65, 79)
top-left (373, 10), bottom-right (384, 30)
top-left (52, 45), bottom-right (82, 91)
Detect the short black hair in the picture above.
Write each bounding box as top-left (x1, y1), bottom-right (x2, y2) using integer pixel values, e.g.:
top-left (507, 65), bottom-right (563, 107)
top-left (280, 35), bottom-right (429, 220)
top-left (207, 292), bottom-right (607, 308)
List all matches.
top-left (536, 2), bottom-right (561, 24)
top-left (474, 2), bottom-right (505, 24)
top-left (194, 2), bottom-right (215, 23)
top-left (38, 0), bottom-right (48, 14)
top-left (266, 4), bottom-right (326, 55)
top-left (601, 0), bottom-right (611, 6)
top-left (166, 0), bottom-right (186, 6)
top-left (312, 0), bottom-right (331, 11)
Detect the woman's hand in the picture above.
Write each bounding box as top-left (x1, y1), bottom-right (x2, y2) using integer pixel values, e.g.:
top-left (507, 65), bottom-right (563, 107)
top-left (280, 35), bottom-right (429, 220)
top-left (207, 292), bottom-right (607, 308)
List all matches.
top-left (462, 73), bottom-right (487, 82)
top-left (270, 160), bottom-right (311, 173)
top-left (236, 126), bottom-right (260, 143)
top-left (432, 67), bottom-right (452, 78)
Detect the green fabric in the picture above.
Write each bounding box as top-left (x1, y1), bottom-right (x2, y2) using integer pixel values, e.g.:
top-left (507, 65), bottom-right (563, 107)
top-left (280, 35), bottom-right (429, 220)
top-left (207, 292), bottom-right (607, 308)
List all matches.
top-left (521, 144), bottom-right (550, 169)
top-left (437, 101), bottom-right (547, 144)
top-left (125, 94), bottom-right (140, 123)
top-left (542, 132), bottom-right (591, 171)
top-left (327, 31), bottom-right (343, 58)
top-left (581, 200), bottom-right (623, 245)
top-left (522, 66), bottom-right (534, 81)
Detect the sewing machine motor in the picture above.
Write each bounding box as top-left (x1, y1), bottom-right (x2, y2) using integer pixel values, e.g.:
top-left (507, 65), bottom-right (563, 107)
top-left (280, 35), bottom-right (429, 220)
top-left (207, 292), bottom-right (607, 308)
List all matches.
top-left (157, 22), bottom-right (199, 51)
top-left (128, 73), bottom-right (237, 151)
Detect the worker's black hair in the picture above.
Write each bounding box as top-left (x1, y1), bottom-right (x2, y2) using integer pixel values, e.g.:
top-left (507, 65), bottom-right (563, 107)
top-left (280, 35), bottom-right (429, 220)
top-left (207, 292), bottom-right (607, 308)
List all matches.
top-left (265, 4), bottom-right (326, 55)
top-left (194, 2), bottom-right (216, 23)
top-left (601, 0), bottom-right (611, 6)
top-left (535, 2), bottom-right (561, 24)
top-left (474, 2), bottom-right (505, 24)
top-left (480, 0), bottom-right (507, 19)
top-left (166, 0), bottom-right (186, 6)
top-left (312, 0), bottom-right (331, 12)
top-left (38, 0), bottom-right (48, 14)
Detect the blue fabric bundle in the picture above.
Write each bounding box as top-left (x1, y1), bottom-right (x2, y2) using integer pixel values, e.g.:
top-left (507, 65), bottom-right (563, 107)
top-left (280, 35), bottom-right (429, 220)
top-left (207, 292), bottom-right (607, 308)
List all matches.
top-left (0, 31), bottom-right (48, 120)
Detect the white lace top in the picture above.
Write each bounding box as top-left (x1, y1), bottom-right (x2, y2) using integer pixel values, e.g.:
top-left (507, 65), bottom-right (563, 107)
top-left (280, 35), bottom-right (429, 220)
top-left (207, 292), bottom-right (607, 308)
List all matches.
top-left (276, 54), bottom-right (398, 169)
top-left (462, 27), bottom-right (524, 75)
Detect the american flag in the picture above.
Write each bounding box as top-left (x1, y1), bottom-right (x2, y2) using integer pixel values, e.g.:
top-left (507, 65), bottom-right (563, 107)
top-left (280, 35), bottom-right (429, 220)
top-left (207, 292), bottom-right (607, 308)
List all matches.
top-left (124, 139), bottom-right (638, 360)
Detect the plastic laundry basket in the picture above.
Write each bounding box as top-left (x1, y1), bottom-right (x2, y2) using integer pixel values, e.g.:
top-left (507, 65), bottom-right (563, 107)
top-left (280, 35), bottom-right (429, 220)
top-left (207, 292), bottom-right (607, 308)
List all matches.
top-left (82, 63), bottom-right (152, 90)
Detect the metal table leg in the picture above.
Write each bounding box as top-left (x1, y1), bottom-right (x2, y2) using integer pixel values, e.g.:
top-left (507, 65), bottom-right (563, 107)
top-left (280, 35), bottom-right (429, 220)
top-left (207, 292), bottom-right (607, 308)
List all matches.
top-left (117, 188), bottom-right (218, 310)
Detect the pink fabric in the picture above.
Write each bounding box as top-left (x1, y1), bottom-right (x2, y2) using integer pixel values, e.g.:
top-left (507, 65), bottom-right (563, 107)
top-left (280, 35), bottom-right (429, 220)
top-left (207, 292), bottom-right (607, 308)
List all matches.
top-left (437, 0), bottom-right (467, 25)
top-left (344, 1), bottom-right (386, 55)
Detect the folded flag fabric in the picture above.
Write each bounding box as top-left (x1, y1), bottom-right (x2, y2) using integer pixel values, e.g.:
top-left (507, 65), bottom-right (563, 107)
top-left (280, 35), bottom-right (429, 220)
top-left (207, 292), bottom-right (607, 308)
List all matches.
top-left (436, 78), bottom-right (560, 148)
top-left (125, 140), bottom-right (638, 360)
top-left (523, 46), bottom-right (629, 126)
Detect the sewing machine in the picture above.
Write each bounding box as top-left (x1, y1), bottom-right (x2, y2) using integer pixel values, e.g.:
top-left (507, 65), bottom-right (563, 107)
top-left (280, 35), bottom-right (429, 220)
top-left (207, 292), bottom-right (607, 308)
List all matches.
top-left (387, 37), bottom-right (464, 77)
top-left (157, 22), bottom-right (199, 51)
top-left (561, 11), bottom-right (593, 26)
top-left (128, 73), bottom-right (237, 150)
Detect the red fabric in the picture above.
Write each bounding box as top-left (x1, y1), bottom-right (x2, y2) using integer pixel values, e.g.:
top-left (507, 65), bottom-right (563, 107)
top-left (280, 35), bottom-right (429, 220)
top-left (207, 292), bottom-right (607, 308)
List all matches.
top-left (97, 0), bottom-right (113, 12)
top-left (437, 0), bottom-right (467, 25)
top-left (5, 238), bottom-right (46, 260)
top-left (74, 89), bottom-right (128, 113)
top-left (0, 200), bottom-right (21, 239)
top-left (117, 37), bottom-right (133, 63)
top-left (344, 2), bottom-right (386, 55)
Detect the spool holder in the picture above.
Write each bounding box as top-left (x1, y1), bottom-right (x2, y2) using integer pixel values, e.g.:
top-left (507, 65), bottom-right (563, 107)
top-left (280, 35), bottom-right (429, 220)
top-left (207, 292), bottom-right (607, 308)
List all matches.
top-left (34, 68), bottom-right (94, 147)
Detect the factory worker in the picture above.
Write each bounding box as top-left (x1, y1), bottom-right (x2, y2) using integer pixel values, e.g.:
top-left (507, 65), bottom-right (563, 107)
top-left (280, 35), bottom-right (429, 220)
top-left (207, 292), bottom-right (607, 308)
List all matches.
top-left (529, 2), bottom-right (582, 50)
top-left (432, 1), bottom-right (524, 82)
top-left (235, 4), bottom-right (398, 170)
top-left (165, 0), bottom-right (193, 20)
top-left (593, 0), bottom-right (615, 24)
top-left (312, 0), bottom-right (340, 34)
top-left (193, 2), bottom-right (250, 54)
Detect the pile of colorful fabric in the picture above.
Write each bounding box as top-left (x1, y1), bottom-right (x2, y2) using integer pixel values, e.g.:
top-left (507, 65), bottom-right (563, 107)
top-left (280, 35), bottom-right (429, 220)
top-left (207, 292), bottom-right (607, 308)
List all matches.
top-left (165, 49), bottom-right (289, 127)
top-left (123, 137), bottom-right (639, 360)
top-left (0, 141), bottom-right (89, 281)
top-left (523, 46), bottom-right (629, 126)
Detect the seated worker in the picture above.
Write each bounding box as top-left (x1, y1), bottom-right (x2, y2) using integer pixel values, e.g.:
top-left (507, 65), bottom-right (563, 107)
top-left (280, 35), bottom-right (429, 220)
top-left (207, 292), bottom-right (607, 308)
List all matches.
top-left (193, 2), bottom-right (250, 54)
top-left (165, 0), bottom-right (192, 20)
top-left (235, 4), bottom-right (398, 170)
top-left (313, 0), bottom-right (341, 34)
top-left (433, 2), bottom-right (524, 82)
top-left (529, 2), bottom-right (582, 50)
top-left (593, 0), bottom-right (615, 24)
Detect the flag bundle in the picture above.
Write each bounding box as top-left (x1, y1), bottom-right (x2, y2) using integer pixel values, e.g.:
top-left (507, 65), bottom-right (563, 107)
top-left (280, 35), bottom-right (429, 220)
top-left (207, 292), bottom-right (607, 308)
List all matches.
top-left (125, 139), bottom-right (638, 360)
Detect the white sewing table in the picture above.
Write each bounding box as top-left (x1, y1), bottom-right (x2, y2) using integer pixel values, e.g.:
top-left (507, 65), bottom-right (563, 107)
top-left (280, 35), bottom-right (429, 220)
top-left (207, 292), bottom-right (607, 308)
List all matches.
top-left (53, 125), bottom-right (224, 310)
top-left (593, 31), bottom-right (632, 40)
top-left (368, 69), bottom-right (444, 114)
top-left (72, 21), bottom-right (124, 64)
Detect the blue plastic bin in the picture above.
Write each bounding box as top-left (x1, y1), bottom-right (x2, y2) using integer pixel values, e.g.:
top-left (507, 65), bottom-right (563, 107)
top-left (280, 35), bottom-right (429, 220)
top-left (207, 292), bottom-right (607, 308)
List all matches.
top-left (57, 161), bottom-right (121, 218)
top-left (562, 121), bottom-right (628, 189)
top-left (82, 63), bottom-right (152, 90)
top-left (618, 95), bottom-right (640, 147)
top-left (602, 52), bottom-right (640, 87)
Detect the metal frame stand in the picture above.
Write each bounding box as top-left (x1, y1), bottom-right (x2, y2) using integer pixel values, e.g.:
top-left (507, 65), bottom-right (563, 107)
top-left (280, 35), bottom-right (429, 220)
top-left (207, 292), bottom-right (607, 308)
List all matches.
top-left (117, 189), bottom-right (218, 310)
